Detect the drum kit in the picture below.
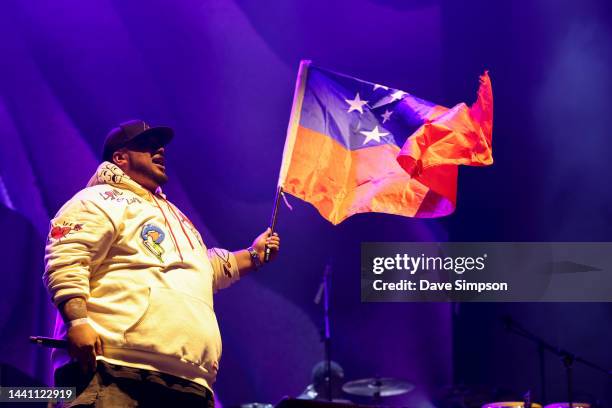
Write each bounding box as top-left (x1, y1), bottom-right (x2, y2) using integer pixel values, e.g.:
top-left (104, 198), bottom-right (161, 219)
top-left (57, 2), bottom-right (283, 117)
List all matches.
top-left (239, 376), bottom-right (591, 408)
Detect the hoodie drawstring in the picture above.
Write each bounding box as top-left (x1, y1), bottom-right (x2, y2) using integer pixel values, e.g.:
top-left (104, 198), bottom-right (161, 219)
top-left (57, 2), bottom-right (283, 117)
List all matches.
top-left (164, 201), bottom-right (195, 250)
top-left (151, 193), bottom-right (184, 262)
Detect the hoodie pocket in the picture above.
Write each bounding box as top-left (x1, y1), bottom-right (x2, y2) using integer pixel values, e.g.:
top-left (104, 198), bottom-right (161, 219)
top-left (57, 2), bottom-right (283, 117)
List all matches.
top-left (124, 286), bottom-right (221, 370)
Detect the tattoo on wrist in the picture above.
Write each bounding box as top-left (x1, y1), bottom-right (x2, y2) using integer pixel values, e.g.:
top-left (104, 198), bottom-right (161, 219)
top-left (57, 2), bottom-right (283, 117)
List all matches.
top-left (59, 297), bottom-right (88, 322)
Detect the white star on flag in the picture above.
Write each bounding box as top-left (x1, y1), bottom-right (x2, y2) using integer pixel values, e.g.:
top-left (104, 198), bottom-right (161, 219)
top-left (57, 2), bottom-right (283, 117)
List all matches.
top-left (371, 89), bottom-right (408, 109)
top-left (373, 83), bottom-right (389, 91)
top-left (390, 90), bottom-right (407, 101)
top-left (345, 93), bottom-right (368, 114)
top-left (381, 110), bottom-right (393, 123)
top-left (360, 126), bottom-right (390, 145)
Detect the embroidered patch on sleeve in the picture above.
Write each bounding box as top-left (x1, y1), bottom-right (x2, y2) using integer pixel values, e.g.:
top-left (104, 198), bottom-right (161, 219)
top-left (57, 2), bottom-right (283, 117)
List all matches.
top-left (49, 222), bottom-right (84, 241)
top-left (211, 248), bottom-right (233, 277)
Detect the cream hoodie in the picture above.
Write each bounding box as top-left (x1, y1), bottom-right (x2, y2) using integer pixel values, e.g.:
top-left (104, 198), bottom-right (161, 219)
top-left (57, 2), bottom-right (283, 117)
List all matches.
top-left (43, 162), bottom-right (240, 391)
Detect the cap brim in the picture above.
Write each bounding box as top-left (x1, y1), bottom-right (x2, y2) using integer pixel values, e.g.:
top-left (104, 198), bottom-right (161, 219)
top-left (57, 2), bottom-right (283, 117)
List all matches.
top-left (133, 126), bottom-right (174, 147)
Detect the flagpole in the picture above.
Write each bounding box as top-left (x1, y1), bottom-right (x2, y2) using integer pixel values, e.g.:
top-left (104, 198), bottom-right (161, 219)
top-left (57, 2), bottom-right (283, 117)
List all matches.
top-left (264, 185), bottom-right (282, 260)
top-left (264, 59), bottom-right (311, 262)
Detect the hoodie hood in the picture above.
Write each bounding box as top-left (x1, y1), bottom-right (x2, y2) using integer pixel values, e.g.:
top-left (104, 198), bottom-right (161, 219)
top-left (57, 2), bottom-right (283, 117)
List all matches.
top-left (86, 161), bottom-right (165, 200)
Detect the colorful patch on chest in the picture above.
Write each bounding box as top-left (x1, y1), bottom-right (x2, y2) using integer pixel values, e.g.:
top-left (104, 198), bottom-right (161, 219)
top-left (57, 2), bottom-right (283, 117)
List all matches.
top-left (140, 223), bottom-right (166, 262)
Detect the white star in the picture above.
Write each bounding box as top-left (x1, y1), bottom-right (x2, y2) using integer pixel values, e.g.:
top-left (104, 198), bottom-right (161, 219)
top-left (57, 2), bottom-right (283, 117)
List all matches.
top-left (381, 110), bottom-right (393, 123)
top-left (360, 126), bottom-right (390, 145)
top-left (373, 83), bottom-right (389, 91)
top-left (390, 90), bottom-right (406, 101)
top-left (345, 93), bottom-right (368, 114)
top-left (371, 89), bottom-right (409, 109)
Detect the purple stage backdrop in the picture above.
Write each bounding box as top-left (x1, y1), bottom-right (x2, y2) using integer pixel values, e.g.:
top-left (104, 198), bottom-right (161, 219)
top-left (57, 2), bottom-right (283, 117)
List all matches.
top-left (0, 0), bottom-right (611, 406)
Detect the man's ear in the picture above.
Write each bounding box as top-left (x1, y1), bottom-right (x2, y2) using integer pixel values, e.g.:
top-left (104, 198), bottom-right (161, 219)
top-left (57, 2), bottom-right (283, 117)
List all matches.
top-left (112, 149), bottom-right (129, 168)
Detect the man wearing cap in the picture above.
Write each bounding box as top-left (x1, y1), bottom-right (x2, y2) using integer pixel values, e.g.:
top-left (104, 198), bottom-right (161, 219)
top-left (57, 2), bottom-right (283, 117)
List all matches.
top-left (43, 120), bottom-right (280, 407)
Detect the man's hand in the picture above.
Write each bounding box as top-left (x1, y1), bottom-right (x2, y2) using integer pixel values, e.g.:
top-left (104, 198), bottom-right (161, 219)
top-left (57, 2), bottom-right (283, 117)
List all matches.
top-left (234, 228), bottom-right (281, 277)
top-left (252, 227), bottom-right (280, 263)
top-left (59, 297), bottom-right (102, 374)
top-left (67, 323), bottom-right (103, 373)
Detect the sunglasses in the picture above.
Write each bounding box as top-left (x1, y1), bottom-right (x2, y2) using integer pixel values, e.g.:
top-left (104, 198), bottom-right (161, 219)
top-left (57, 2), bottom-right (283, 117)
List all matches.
top-left (124, 135), bottom-right (166, 152)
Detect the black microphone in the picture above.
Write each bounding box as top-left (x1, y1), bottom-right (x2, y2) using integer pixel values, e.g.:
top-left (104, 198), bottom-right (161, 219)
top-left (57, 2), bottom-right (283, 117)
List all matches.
top-left (29, 336), bottom-right (68, 349)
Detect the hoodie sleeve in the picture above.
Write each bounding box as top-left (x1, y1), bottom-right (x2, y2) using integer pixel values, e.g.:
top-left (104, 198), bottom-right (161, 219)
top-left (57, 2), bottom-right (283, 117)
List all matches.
top-left (207, 248), bottom-right (240, 292)
top-left (43, 198), bottom-right (116, 306)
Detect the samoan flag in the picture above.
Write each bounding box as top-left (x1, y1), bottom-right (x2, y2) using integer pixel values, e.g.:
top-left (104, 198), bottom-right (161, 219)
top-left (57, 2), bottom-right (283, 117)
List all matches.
top-left (278, 61), bottom-right (493, 225)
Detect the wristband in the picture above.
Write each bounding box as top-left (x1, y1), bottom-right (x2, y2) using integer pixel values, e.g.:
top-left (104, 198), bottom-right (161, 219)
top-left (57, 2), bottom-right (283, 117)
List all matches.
top-left (67, 318), bottom-right (90, 328)
top-left (247, 246), bottom-right (263, 270)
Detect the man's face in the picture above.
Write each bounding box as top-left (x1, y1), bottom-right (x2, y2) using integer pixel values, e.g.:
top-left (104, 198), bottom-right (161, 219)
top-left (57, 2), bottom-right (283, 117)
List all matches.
top-left (115, 134), bottom-right (168, 191)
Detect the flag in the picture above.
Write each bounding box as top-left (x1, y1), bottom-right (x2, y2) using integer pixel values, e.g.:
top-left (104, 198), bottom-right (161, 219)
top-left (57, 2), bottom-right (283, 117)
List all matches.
top-left (277, 60), bottom-right (493, 225)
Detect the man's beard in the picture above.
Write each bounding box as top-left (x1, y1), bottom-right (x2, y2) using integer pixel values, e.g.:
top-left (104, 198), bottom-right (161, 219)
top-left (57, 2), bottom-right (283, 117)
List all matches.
top-left (132, 159), bottom-right (168, 186)
top-left (150, 168), bottom-right (168, 185)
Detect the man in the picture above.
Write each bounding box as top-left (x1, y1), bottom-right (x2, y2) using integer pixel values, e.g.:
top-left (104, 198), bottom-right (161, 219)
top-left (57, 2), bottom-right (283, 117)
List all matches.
top-left (43, 120), bottom-right (280, 407)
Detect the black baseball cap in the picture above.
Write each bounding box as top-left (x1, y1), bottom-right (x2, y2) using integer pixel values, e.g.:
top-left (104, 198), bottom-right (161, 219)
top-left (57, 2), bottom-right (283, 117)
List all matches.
top-left (102, 119), bottom-right (174, 161)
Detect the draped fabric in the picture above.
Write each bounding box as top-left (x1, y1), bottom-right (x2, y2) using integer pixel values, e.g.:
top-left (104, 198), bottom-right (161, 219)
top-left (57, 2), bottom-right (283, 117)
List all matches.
top-left (282, 64), bottom-right (493, 224)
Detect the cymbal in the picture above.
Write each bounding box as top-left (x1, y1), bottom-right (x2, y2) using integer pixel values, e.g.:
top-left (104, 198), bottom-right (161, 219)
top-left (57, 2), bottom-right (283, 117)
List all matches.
top-left (342, 377), bottom-right (415, 397)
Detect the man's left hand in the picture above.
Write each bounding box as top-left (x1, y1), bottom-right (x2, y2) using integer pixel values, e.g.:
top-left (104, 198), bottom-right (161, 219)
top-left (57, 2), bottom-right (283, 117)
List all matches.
top-left (252, 228), bottom-right (280, 263)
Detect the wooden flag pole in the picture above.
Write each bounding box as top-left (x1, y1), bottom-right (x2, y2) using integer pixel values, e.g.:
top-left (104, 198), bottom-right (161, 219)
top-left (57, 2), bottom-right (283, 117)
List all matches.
top-left (264, 59), bottom-right (311, 262)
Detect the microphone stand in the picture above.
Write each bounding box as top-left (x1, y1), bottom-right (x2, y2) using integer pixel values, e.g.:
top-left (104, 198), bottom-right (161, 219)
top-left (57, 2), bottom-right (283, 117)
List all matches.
top-left (537, 342), bottom-right (547, 404)
top-left (503, 316), bottom-right (612, 406)
top-left (315, 264), bottom-right (332, 401)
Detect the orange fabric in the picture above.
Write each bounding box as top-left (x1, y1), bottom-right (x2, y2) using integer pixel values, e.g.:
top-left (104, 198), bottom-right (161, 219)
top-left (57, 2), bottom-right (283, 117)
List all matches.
top-left (283, 127), bottom-right (456, 225)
